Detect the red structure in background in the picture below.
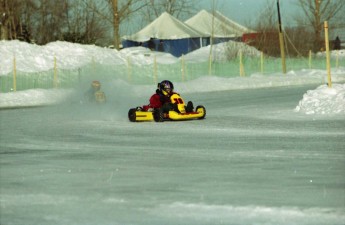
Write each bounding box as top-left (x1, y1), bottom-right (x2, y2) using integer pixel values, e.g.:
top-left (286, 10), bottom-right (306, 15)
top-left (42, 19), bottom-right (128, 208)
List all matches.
top-left (242, 32), bottom-right (280, 56)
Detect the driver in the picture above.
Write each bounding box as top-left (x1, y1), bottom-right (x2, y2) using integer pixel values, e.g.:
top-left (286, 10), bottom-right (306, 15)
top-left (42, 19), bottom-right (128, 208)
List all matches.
top-left (84, 80), bottom-right (106, 103)
top-left (142, 80), bottom-right (193, 113)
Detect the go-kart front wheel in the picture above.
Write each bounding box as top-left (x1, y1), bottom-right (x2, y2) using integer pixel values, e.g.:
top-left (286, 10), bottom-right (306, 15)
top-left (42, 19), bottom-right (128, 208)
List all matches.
top-left (153, 108), bottom-right (164, 122)
top-left (196, 105), bottom-right (206, 119)
top-left (128, 108), bottom-right (137, 122)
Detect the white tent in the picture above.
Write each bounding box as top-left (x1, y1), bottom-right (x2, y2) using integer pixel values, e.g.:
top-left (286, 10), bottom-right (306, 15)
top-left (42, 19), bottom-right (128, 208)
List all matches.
top-left (185, 10), bottom-right (254, 38)
top-left (123, 12), bottom-right (206, 42)
top-left (122, 12), bottom-right (208, 56)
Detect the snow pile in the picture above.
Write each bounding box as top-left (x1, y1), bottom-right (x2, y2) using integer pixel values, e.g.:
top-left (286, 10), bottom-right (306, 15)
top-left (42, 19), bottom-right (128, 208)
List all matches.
top-left (316, 49), bottom-right (345, 59)
top-left (0, 40), bottom-right (261, 74)
top-left (0, 40), bottom-right (126, 74)
top-left (0, 89), bottom-right (74, 109)
top-left (182, 41), bottom-right (261, 62)
top-left (119, 46), bottom-right (178, 65)
top-left (295, 83), bottom-right (345, 114)
top-left (0, 40), bottom-right (344, 115)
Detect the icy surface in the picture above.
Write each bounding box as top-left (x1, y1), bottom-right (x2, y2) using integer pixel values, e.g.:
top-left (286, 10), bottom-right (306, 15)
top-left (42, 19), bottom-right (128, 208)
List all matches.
top-left (0, 41), bottom-right (344, 225)
top-left (1, 85), bottom-right (344, 225)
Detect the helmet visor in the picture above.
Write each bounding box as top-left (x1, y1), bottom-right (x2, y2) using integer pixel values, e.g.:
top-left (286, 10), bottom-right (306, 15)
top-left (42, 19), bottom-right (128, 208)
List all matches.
top-left (165, 88), bottom-right (172, 94)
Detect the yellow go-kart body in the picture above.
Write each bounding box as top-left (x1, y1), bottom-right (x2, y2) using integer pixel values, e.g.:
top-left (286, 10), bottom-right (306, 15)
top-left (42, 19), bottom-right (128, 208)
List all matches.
top-left (94, 91), bottom-right (106, 103)
top-left (128, 94), bottom-right (206, 122)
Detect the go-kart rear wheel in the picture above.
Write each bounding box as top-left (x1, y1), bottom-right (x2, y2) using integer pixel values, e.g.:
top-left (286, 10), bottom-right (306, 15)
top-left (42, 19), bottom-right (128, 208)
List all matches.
top-left (153, 108), bottom-right (164, 122)
top-left (196, 105), bottom-right (206, 119)
top-left (128, 108), bottom-right (137, 122)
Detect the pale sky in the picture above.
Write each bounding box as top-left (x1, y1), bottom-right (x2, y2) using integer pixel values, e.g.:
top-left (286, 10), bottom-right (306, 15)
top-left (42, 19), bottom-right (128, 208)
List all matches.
top-left (197, 0), bottom-right (302, 28)
top-left (122, 0), bottom-right (302, 36)
top-left (197, 0), bottom-right (344, 40)
top-left (122, 0), bottom-right (344, 40)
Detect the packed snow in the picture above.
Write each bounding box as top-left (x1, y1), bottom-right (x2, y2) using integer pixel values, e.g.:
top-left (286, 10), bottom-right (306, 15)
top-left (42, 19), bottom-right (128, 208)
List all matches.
top-left (0, 40), bottom-right (344, 225)
top-left (295, 83), bottom-right (345, 114)
top-left (0, 40), bottom-right (344, 114)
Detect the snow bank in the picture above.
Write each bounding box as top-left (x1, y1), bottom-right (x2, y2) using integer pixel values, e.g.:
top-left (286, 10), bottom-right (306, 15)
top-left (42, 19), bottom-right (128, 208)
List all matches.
top-left (0, 89), bottom-right (74, 109)
top-left (295, 83), bottom-right (345, 114)
top-left (316, 49), bottom-right (345, 59)
top-left (119, 46), bottom-right (178, 65)
top-left (182, 41), bottom-right (261, 62)
top-left (0, 40), bottom-right (126, 74)
top-left (1, 40), bottom-right (344, 115)
top-left (0, 40), bottom-right (261, 74)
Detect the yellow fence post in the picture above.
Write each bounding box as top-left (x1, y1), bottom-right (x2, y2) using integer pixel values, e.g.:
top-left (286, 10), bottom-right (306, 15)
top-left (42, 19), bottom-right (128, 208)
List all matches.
top-left (239, 50), bottom-right (245, 77)
top-left (208, 52), bottom-right (212, 76)
top-left (13, 56), bottom-right (17, 91)
top-left (277, 0), bottom-right (286, 74)
top-left (278, 32), bottom-right (287, 74)
top-left (324, 21), bottom-right (332, 88)
top-left (181, 54), bottom-right (185, 82)
top-left (127, 56), bottom-right (132, 83)
top-left (54, 56), bottom-right (58, 88)
top-left (153, 55), bottom-right (157, 84)
top-left (260, 52), bottom-right (264, 74)
top-left (92, 56), bottom-right (95, 74)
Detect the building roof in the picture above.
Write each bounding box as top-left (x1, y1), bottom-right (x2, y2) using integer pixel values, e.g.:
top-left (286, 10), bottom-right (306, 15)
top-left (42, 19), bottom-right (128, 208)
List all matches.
top-left (185, 10), bottom-right (254, 38)
top-left (122, 12), bottom-right (206, 42)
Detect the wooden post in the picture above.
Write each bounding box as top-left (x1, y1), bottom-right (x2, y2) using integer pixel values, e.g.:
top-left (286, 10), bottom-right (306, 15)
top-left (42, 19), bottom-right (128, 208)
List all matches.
top-left (54, 56), bottom-right (58, 88)
top-left (278, 32), bottom-right (287, 74)
top-left (309, 50), bottom-right (312, 69)
top-left (208, 3), bottom-right (215, 76)
top-left (181, 54), bottom-right (185, 81)
top-left (92, 56), bottom-right (95, 74)
top-left (277, 0), bottom-right (286, 74)
top-left (127, 56), bottom-right (132, 83)
top-left (208, 50), bottom-right (212, 76)
top-left (13, 56), bottom-right (17, 91)
top-left (153, 55), bottom-right (157, 84)
top-left (239, 50), bottom-right (245, 76)
top-left (324, 21), bottom-right (332, 88)
top-left (260, 52), bottom-right (264, 74)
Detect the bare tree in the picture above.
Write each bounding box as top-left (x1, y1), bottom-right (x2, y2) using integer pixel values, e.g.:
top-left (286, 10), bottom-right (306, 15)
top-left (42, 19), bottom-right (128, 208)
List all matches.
top-left (1, 0), bottom-right (110, 45)
top-left (1, 0), bottom-right (14, 40)
top-left (0, 0), bottom-right (33, 41)
top-left (62, 0), bottom-right (108, 44)
top-left (111, 0), bottom-right (145, 49)
top-left (0, 0), bottom-right (67, 44)
top-left (140, 0), bottom-right (197, 23)
top-left (83, 0), bottom-right (147, 49)
top-left (1, 0), bottom-right (199, 47)
top-left (247, 0), bottom-right (343, 57)
top-left (296, 0), bottom-right (345, 52)
top-left (33, 0), bottom-right (69, 44)
top-left (249, 2), bottom-right (281, 56)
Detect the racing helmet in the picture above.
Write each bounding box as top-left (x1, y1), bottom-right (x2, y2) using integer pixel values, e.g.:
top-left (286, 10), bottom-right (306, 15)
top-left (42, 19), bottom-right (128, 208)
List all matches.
top-left (159, 80), bottom-right (174, 96)
top-left (91, 80), bottom-right (101, 91)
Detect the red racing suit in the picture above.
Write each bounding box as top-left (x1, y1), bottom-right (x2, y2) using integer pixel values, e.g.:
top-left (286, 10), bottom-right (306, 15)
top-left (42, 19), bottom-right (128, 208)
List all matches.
top-left (142, 89), bottom-right (176, 111)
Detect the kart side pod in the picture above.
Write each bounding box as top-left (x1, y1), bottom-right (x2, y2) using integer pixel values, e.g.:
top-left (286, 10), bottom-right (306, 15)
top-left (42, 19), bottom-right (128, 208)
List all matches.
top-left (94, 91), bottom-right (106, 103)
top-left (128, 109), bottom-right (153, 122)
top-left (128, 93), bottom-right (206, 122)
top-left (128, 105), bottom-right (206, 122)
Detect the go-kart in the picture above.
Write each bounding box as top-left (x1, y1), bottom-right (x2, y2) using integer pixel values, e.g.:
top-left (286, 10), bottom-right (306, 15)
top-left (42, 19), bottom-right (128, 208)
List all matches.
top-left (128, 93), bottom-right (206, 122)
top-left (94, 90), bottom-right (106, 103)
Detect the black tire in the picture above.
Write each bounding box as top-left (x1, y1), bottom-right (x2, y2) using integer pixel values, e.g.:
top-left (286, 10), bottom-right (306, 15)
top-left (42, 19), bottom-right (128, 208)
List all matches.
top-left (196, 105), bottom-right (206, 119)
top-left (128, 108), bottom-right (137, 122)
top-left (153, 108), bottom-right (164, 122)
